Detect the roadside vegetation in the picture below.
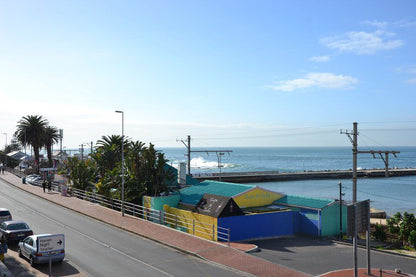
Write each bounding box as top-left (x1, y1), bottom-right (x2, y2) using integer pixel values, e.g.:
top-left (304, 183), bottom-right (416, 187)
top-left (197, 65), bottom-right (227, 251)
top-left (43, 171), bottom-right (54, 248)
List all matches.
top-left (64, 135), bottom-right (176, 205)
top-left (9, 115), bottom-right (176, 206)
top-left (372, 212), bottom-right (416, 251)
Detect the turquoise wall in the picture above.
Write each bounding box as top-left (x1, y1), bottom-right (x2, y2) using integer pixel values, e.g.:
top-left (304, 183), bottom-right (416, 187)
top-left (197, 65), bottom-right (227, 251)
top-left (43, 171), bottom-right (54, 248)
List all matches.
top-left (321, 203), bottom-right (347, 237)
top-left (150, 194), bottom-right (180, 211)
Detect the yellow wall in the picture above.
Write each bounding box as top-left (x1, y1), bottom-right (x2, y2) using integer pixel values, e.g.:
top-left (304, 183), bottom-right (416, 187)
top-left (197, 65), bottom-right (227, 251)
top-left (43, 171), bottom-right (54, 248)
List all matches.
top-left (234, 188), bottom-right (284, 208)
top-left (164, 206), bottom-right (218, 241)
top-left (143, 196), bottom-right (151, 209)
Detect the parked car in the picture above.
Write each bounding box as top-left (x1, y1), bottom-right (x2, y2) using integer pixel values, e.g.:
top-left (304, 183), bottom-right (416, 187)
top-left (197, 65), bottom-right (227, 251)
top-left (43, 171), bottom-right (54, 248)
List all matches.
top-left (0, 220), bottom-right (33, 244)
top-left (18, 234), bottom-right (65, 266)
top-left (26, 175), bottom-right (41, 185)
top-left (0, 208), bottom-right (12, 222)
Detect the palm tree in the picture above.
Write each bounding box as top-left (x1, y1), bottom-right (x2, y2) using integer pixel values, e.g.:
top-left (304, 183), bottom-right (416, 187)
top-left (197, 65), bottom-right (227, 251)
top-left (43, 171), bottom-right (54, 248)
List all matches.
top-left (44, 125), bottom-right (60, 167)
top-left (15, 115), bottom-right (48, 171)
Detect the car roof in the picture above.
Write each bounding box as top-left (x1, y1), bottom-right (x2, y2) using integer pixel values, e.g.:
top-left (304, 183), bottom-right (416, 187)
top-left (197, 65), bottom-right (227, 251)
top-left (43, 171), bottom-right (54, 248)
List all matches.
top-left (0, 208), bottom-right (10, 212)
top-left (2, 220), bottom-right (27, 225)
top-left (27, 234), bottom-right (52, 240)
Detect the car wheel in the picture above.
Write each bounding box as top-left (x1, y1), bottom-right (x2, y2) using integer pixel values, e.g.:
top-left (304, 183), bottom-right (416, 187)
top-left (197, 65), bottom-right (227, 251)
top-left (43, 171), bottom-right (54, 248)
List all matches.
top-left (18, 247), bottom-right (23, 258)
top-left (29, 256), bottom-right (36, 267)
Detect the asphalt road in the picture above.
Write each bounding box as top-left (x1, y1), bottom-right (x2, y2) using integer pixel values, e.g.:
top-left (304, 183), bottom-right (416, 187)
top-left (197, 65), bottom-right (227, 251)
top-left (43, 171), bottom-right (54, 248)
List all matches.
top-left (0, 179), bottom-right (246, 277)
top-left (248, 236), bottom-right (416, 276)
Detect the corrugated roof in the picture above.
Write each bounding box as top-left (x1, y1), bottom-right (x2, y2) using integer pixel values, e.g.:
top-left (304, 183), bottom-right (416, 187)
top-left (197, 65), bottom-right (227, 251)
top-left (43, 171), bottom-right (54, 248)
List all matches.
top-left (180, 180), bottom-right (255, 205)
top-left (275, 195), bottom-right (334, 210)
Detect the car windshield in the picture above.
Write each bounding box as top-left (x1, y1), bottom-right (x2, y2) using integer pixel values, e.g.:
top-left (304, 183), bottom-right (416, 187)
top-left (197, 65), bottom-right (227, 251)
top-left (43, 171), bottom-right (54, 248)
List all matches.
top-left (0, 211), bottom-right (10, 216)
top-left (7, 223), bottom-right (29, 230)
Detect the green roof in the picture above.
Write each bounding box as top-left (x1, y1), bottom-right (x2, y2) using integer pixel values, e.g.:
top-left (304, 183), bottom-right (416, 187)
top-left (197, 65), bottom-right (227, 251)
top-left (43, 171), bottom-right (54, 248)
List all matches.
top-left (180, 180), bottom-right (255, 205)
top-left (275, 195), bottom-right (334, 210)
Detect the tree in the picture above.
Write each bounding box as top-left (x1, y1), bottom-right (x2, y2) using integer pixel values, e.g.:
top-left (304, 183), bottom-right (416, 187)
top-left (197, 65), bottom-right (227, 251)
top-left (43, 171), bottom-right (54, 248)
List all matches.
top-left (92, 135), bottom-right (125, 176)
top-left (387, 212), bottom-right (416, 247)
top-left (44, 125), bottom-right (60, 167)
top-left (66, 157), bottom-right (96, 190)
top-left (15, 115), bottom-right (48, 172)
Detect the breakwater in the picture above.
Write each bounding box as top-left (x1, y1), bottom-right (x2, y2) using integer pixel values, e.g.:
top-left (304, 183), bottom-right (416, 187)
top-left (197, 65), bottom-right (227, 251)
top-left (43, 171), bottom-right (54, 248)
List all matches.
top-left (192, 168), bottom-right (416, 183)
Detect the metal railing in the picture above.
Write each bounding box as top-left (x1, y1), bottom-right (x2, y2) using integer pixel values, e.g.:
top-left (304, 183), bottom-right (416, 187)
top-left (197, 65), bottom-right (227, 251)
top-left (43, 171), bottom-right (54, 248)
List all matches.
top-left (69, 188), bottom-right (231, 243)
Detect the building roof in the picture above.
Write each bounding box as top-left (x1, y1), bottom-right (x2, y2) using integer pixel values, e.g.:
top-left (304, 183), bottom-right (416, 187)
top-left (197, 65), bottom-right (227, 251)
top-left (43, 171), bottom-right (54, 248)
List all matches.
top-left (180, 180), bottom-right (255, 205)
top-left (194, 193), bottom-right (244, 218)
top-left (275, 195), bottom-right (334, 210)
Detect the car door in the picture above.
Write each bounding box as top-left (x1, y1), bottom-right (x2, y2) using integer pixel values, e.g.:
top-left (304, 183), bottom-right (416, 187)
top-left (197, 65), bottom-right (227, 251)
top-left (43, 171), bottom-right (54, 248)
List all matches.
top-left (0, 222), bottom-right (6, 241)
top-left (21, 237), bottom-right (33, 258)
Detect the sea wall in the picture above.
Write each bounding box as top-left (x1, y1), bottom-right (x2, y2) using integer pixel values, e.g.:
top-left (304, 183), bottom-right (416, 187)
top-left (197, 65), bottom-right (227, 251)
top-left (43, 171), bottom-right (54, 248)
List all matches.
top-left (193, 168), bottom-right (416, 183)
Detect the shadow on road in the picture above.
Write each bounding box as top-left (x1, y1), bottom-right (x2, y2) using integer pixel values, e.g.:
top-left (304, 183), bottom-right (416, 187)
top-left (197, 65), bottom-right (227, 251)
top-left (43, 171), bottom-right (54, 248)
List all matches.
top-left (247, 235), bottom-right (335, 253)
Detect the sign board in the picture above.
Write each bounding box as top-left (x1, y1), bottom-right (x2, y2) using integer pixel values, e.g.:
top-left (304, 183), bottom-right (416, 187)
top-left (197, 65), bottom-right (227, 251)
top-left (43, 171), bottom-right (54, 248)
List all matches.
top-left (37, 234), bottom-right (65, 253)
top-left (347, 200), bottom-right (370, 236)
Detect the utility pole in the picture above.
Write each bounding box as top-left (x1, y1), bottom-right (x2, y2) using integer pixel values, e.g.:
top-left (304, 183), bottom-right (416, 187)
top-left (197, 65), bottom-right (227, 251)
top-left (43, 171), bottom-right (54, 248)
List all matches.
top-left (341, 122), bottom-right (400, 277)
top-left (178, 135), bottom-right (232, 178)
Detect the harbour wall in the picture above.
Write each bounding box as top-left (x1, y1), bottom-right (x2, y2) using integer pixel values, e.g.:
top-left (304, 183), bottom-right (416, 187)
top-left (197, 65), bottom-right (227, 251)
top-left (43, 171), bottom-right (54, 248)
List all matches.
top-left (192, 168), bottom-right (416, 183)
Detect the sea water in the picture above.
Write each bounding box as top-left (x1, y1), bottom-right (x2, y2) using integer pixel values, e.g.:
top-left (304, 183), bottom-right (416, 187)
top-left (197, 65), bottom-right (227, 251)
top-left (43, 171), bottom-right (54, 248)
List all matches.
top-left (161, 146), bottom-right (416, 216)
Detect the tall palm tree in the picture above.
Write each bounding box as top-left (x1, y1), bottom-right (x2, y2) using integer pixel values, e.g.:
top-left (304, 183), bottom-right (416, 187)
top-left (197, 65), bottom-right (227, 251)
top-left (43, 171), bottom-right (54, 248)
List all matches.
top-left (15, 115), bottom-right (48, 171)
top-left (44, 125), bottom-right (60, 167)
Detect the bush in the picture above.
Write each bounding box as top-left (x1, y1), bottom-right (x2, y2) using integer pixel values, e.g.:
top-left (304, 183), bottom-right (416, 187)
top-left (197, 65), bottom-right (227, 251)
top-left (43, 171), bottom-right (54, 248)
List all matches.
top-left (372, 224), bottom-right (387, 242)
top-left (409, 230), bottom-right (416, 249)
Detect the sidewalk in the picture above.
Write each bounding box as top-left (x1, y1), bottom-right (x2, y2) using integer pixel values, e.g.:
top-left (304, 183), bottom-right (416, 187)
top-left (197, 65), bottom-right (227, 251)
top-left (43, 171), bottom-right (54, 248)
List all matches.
top-left (0, 172), bottom-right (310, 277)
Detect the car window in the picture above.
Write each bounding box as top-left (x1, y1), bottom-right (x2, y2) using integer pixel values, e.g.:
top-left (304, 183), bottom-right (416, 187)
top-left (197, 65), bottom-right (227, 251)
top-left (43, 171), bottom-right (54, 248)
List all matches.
top-left (7, 223), bottom-right (29, 230)
top-left (0, 222), bottom-right (5, 229)
top-left (23, 237), bottom-right (30, 244)
top-left (28, 238), bottom-right (34, 247)
top-left (0, 211), bottom-right (11, 216)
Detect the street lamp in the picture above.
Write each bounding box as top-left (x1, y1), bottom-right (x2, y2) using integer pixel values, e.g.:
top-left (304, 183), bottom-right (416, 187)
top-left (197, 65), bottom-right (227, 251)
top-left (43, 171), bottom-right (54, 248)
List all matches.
top-left (115, 110), bottom-right (125, 217)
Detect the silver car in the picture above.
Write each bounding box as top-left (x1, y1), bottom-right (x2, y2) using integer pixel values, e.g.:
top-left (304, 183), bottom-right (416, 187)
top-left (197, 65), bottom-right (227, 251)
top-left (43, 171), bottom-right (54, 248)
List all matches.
top-left (0, 208), bottom-right (12, 222)
top-left (18, 234), bottom-right (65, 266)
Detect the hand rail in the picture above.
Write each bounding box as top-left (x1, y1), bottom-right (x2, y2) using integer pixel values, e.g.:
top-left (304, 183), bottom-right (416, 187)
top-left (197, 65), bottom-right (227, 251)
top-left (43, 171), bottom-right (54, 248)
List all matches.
top-left (69, 188), bottom-right (231, 243)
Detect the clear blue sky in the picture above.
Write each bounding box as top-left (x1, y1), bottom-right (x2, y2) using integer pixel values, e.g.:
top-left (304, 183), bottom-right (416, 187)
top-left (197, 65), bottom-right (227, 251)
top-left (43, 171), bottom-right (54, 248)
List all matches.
top-left (1, 1), bottom-right (416, 149)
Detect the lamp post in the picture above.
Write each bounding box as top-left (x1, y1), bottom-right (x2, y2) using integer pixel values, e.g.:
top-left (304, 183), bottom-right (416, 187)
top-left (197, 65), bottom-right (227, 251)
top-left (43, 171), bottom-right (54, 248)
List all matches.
top-left (115, 110), bottom-right (125, 216)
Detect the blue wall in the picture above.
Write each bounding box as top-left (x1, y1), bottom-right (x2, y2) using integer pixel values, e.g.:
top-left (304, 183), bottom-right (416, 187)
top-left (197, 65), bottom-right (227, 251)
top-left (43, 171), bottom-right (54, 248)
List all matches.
top-left (218, 211), bottom-right (296, 241)
top-left (297, 209), bottom-right (320, 236)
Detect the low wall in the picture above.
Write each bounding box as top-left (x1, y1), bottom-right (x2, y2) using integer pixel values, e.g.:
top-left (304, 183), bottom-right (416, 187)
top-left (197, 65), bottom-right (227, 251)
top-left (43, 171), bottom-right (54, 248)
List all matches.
top-left (218, 211), bottom-right (296, 241)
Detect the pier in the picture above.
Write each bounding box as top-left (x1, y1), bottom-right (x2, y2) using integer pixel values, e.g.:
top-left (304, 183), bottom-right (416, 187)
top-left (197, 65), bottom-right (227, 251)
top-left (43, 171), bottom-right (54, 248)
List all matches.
top-left (192, 168), bottom-right (416, 183)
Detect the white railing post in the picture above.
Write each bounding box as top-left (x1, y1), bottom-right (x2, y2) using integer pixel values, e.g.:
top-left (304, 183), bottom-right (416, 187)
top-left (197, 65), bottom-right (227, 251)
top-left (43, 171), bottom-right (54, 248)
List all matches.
top-left (212, 224), bottom-right (215, 241)
top-left (193, 219), bottom-right (195, 235)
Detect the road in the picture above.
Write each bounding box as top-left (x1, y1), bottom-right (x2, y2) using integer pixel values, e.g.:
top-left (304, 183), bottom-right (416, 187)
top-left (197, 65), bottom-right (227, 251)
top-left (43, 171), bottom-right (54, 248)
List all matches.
top-left (248, 236), bottom-right (416, 276)
top-left (0, 179), bottom-right (246, 277)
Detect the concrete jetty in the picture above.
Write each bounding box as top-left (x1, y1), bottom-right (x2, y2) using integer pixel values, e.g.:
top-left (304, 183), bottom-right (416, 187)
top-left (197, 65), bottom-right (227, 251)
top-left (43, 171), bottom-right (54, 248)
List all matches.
top-left (192, 168), bottom-right (416, 183)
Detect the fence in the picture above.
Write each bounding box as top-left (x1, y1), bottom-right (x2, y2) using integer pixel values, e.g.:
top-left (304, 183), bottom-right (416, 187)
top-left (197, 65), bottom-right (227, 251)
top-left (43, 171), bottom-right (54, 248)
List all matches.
top-left (8, 168), bottom-right (231, 243)
top-left (69, 188), bottom-right (230, 243)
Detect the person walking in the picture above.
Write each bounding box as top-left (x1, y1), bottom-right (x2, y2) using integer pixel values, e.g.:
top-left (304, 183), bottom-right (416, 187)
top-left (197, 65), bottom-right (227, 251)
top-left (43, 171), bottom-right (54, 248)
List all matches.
top-left (42, 180), bottom-right (46, 193)
top-left (47, 179), bottom-right (52, 192)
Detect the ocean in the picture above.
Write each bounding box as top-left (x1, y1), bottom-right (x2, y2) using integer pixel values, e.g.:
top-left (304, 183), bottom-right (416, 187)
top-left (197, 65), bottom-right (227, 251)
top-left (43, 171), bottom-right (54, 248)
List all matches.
top-left (161, 146), bottom-right (416, 216)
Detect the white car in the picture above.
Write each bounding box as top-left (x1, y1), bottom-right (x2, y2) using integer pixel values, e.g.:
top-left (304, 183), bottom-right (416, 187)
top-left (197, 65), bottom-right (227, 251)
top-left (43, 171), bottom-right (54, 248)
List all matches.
top-left (18, 234), bottom-right (65, 266)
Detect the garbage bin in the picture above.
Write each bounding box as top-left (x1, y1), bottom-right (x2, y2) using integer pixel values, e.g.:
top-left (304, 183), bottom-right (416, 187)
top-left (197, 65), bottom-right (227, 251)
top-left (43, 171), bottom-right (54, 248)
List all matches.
top-left (22, 176), bottom-right (26, 184)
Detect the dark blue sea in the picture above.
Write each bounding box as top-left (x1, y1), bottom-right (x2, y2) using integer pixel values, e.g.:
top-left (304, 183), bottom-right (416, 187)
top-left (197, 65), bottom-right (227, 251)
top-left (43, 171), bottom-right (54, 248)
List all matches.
top-left (161, 146), bottom-right (416, 216)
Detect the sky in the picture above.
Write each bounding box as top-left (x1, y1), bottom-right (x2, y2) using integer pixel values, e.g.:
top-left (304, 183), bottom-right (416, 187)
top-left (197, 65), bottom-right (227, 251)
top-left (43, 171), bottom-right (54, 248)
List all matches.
top-left (1, 0), bottom-right (416, 150)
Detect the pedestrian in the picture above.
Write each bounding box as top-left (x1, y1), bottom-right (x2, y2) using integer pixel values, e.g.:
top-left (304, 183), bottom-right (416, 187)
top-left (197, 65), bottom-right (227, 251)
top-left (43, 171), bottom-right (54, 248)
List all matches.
top-left (42, 180), bottom-right (46, 193)
top-left (47, 179), bottom-right (52, 192)
top-left (0, 241), bottom-right (7, 262)
top-left (0, 163), bottom-right (3, 174)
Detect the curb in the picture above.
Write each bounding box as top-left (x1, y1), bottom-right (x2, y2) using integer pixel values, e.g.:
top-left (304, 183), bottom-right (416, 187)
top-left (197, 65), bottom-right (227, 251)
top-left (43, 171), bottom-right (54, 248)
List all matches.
top-left (331, 239), bottom-right (416, 260)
